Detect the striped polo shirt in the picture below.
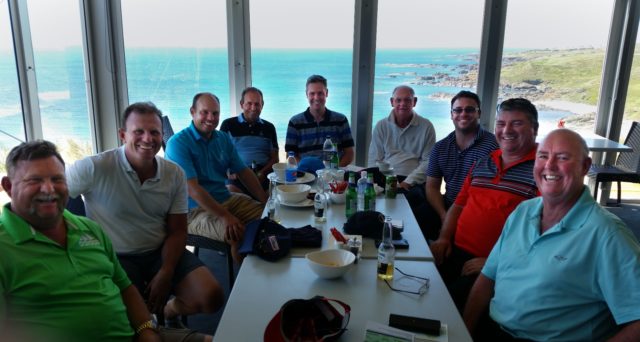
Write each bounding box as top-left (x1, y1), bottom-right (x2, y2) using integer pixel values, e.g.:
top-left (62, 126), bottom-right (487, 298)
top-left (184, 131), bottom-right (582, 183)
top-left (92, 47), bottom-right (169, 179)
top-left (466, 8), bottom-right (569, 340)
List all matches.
top-left (284, 108), bottom-right (354, 159)
top-left (220, 113), bottom-right (278, 167)
top-left (427, 127), bottom-right (498, 204)
top-left (453, 146), bottom-right (539, 257)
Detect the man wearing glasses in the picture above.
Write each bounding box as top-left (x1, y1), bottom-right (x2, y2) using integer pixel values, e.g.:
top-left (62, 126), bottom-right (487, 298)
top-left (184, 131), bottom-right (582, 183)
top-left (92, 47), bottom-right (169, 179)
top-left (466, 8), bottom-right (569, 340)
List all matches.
top-left (430, 98), bottom-right (540, 311)
top-left (424, 91), bottom-right (498, 240)
top-left (367, 85), bottom-right (436, 228)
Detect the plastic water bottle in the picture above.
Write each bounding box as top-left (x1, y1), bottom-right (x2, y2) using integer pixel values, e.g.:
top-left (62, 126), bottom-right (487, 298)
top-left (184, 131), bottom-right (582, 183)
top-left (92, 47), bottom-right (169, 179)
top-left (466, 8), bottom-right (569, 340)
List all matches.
top-left (345, 172), bottom-right (357, 218)
top-left (377, 216), bottom-right (395, 280)
top-left (357, 171), bottom-right (368, 212)
top-left (322, 136), bottom-right (334, 169)
top-left (266, 179), bottom-right (281, 223)
top-left (365, 173), bottom-right (376, 211)
top-left (314, 191), bottom-right (327, 223)
top-left (285, 151), bottom-right (297, 183)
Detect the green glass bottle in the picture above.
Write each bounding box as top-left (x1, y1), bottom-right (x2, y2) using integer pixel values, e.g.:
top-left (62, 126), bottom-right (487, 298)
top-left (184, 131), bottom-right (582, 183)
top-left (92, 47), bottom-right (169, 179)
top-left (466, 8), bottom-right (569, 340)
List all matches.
top-left (345, 172), bottom-right (357, 218)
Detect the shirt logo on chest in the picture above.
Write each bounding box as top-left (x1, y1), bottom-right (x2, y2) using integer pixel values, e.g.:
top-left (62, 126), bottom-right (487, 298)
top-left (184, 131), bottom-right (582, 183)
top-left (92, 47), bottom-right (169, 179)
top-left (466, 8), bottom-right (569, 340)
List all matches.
top-left (78, 233), bottom-right (100, 247)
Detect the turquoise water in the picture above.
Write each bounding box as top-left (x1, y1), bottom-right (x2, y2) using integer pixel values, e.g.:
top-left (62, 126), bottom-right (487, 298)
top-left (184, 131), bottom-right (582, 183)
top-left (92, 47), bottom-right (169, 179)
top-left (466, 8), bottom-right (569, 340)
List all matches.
top-left (0, 48), bottom-right (566, 150)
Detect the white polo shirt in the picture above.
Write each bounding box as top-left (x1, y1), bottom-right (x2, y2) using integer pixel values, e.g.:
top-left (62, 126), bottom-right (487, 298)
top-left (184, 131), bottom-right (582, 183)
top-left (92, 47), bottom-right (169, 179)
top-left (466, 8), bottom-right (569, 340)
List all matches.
top-left (66, 146), bottom-right (188, 254)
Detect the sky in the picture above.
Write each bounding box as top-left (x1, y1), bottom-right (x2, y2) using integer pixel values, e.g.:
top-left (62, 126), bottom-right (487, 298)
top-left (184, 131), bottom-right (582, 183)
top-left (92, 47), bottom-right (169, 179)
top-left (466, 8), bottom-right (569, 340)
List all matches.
top-left (0, 0), bottom-right (622, 51)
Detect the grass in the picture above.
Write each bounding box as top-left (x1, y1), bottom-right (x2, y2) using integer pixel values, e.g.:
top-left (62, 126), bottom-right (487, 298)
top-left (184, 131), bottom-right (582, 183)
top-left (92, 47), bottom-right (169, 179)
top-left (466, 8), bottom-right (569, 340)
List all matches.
top-left (500, 48), bottom-right (640, 120)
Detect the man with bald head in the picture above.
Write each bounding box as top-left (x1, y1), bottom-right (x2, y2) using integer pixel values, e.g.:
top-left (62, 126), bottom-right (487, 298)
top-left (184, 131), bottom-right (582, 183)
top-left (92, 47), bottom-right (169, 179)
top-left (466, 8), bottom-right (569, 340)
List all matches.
top-left (464, 129), bottom-right (640, 341)
top-left (166, 92), bottom-right (267, 263)
top-left (368, 85), bottom-right (436, 190)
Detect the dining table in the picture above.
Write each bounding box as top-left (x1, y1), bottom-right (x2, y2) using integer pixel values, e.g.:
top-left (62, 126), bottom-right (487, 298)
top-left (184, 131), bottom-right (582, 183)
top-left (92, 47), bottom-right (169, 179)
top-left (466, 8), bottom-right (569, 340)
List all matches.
top-left (214, 256), bottom-right (473, 342)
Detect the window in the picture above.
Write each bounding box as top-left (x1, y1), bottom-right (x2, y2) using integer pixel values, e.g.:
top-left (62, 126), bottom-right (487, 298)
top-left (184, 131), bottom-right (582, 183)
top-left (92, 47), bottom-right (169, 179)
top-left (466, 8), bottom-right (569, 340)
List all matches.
top-left (27, 0), bottom-right (93, 161)
top-left (0, 0), bottom-right (24, 154)
top-left (375, 0), bottom-right (484, 139)
top-left (251, 0), bottom-right (355, 154)
top-left (500, 0), bottom-right (614, 134)
top-left (122, 0), bottom-right (230, 133)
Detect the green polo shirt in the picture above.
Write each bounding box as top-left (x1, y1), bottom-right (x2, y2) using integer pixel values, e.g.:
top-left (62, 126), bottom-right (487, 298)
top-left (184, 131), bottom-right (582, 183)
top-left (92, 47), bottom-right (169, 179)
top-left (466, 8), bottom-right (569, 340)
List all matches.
top-left (0, 204), bottom-right (134, 341)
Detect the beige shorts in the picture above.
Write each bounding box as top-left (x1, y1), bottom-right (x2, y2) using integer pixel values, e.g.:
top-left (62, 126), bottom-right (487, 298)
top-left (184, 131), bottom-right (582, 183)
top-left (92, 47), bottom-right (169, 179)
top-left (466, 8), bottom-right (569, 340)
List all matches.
top-left (187, 192), bottom-right (265, 242)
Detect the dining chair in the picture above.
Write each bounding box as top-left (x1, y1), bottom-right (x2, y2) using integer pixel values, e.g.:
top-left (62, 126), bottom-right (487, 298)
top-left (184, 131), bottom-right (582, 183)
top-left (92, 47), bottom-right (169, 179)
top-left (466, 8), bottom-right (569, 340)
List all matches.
top-left (588, 121), bottom-right (640, 205)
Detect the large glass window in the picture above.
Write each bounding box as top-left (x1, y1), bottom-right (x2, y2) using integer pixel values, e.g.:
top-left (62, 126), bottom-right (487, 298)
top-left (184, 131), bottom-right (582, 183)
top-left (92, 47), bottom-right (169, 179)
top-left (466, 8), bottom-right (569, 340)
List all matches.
top-left (27, 0), bottom-right (93, 161)
top-left (122, 0), bottom-right (229, 133)
top-left (1, 0), bottom-right (23, 207)
top-left (0, 1), bottom-right (24, 153)
top-left (375, 0), bottom-right (484, 140)
top-left (500, 0), bottom-right (614, 134)
top-left (251, 0), bottom-right (355, 155)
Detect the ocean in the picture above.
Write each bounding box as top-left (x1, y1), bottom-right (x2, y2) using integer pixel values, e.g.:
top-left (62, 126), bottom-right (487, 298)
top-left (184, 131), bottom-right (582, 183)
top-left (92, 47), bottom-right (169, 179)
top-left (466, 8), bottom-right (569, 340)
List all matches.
top-left (0, 48), bottom-right (567, 151)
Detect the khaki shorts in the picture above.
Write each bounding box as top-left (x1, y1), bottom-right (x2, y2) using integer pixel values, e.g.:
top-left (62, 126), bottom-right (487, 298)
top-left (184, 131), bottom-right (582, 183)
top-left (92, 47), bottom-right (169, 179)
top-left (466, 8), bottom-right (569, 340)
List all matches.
top-left (187, 192), bottom-right (265, 241)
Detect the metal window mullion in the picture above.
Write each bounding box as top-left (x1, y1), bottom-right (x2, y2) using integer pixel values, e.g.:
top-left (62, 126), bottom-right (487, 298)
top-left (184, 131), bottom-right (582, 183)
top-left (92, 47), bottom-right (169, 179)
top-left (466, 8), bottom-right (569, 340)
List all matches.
top-left (477, 0), bottom-right (507, 132)
top-left (8, 0), bottom-right (42, 141)
top-left (80, 0), bottom-right (128, 152)
top-left (351, 0), bottom-right (377, 166)
top-left (227, 0), bottom-right (252, 116)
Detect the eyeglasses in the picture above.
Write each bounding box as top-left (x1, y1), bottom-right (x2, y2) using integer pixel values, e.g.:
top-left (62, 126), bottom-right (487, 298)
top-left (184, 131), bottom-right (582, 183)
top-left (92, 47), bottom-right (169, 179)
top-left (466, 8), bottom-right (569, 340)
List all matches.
top-left (384, 267), bottom-right (430, 296)
top-left (451, 106), bottom-right (479, 114)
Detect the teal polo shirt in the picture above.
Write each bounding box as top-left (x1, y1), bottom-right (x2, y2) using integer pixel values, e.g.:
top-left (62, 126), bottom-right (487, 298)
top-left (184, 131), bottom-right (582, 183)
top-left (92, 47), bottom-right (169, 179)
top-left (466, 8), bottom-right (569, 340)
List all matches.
top-left (166, 122), bottom-right (247, 208)
top-left (0, 204), bottom-right (133, 341)
top-left (483, 187), bottom-right (640, 341)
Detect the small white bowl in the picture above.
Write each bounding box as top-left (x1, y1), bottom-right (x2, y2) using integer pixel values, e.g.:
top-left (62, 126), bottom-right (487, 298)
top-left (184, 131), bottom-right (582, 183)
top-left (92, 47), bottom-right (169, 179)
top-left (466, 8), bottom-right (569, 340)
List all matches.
top-left (272, 163), bottom-right (287, 181)
top-left (277, 184), bottom-right (311, 203)
top-left (305, 249), bottom-right (356, 279)
top-left (329, 191), bottom-right (346, 204)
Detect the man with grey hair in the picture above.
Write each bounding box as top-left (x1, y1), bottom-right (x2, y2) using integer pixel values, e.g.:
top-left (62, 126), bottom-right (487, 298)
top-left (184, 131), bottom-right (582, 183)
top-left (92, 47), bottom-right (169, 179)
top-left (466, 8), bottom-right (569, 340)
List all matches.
top-left (368, 85), bottom-right (436, 189)
top-left (464, 129), bottom-right (640, 341)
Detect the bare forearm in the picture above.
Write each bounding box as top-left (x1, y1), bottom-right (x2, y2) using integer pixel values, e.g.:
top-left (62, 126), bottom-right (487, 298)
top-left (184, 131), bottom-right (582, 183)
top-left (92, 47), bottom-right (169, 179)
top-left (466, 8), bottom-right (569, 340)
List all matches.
top-left (159, 214), bottom-right (188, 274)
top-left (260, 151), bottom-right (279, 176)
top-left (608, 321), bottom-right (640, 341)
top-left (439, 204), bottom-right (463, 241)
top-left (121, 285), bottom-right (153, 329)
top-left (339, 147), bottom-right (354, 167)
top-left (463, 274), bottom-right (494, 334)
top-left (188, 180), bottom-right (229, 217)
top-left (238, 168), bottom-right (268, 203)
top-left (425, 178), bottom-right (446, 220)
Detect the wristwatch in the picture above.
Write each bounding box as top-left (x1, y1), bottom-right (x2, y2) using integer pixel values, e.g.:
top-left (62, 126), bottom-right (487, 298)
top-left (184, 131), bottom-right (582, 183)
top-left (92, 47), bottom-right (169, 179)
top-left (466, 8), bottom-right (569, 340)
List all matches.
top-left (135, 319), bottom-right (157, 335)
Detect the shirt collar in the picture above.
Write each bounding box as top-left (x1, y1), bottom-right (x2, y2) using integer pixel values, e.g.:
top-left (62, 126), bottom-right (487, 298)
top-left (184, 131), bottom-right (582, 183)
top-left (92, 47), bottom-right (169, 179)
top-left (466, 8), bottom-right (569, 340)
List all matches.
top-left (116, 145), bottom-right (161, 181)
top-left (188, 121), bottom-right (218, 141)
top-left (388, 110), bottom-right (419, 127)
top-left (1, 203), bottom-right (90, 245)
top-left (303, 107), bottom-right (332, 123)
top-left (238, 113), bottom-right (263, 125)
top-left (543, 186), bottom-right (594, 234)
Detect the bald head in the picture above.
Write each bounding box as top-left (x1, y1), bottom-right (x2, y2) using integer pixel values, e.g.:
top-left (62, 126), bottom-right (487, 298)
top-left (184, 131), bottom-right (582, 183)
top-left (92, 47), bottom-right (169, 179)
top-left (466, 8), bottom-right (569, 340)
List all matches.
top-left (534, 129), bottom-right (592, 205)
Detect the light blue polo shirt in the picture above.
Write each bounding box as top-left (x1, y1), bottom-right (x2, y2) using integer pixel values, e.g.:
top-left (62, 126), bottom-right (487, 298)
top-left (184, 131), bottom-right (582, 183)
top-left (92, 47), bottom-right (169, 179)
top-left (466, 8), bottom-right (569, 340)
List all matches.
top-left (483, 186), bottom-right (640, 341)
top-left (166, 122), bottom-right (246, 208)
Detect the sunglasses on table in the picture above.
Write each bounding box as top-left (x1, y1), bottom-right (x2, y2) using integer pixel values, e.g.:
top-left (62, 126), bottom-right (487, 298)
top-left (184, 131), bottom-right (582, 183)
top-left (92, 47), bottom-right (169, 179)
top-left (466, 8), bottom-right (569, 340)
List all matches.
top-left (384, 267), bottom-right (430, 296)
top-left (451, 106), bottom-right (479, 114)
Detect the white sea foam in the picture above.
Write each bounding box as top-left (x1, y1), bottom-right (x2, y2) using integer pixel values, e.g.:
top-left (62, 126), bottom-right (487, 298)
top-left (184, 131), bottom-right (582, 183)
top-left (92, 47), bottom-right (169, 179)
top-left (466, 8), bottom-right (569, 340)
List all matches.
top-left (0, 104), bottom-right (21, 117)
top-left (39, 90), bottom-right (70, 101)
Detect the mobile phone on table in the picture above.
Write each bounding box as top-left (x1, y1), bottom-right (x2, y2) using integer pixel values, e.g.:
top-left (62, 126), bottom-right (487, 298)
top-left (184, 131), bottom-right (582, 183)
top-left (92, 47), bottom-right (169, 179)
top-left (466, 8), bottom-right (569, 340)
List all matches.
top-left (388, 313), bottom-right (441, 336)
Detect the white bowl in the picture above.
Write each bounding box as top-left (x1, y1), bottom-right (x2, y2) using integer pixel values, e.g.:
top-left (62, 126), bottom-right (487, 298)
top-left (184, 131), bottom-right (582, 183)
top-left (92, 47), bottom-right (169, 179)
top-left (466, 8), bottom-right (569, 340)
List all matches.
top-left (277, 184), bottom-right (311, 203)
top-left (329, 191), bottom-right (346, 204)
top-left (305, 249), bottom-right (356, 279)
top-left (272, 162), bottom-right (287, 181)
